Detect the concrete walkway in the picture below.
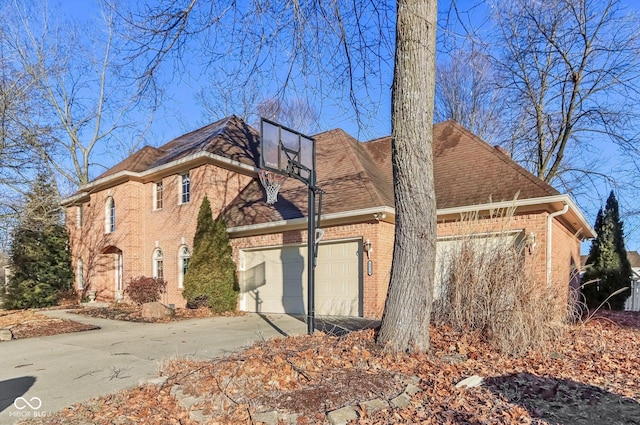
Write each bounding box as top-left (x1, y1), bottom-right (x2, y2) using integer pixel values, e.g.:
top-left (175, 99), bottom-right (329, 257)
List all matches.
top-left (0, 310), bottom-right (306, 424)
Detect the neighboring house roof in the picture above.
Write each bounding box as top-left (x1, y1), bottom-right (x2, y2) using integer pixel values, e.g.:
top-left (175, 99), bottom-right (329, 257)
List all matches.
top-left (581, 251), bottom-right (640, 272)
top-left (628, 251), bottom-right (640, 269)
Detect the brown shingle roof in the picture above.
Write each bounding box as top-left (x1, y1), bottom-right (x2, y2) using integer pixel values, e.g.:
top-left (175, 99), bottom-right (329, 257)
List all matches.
top-left (222, 128), bottom-right (393, 226)
top-left (96, 116), bottom-right (259, 180)
top-left (93, 117), bottom-right (562, 226)
top-left (362, 121), bottom-right (559, 210)
top-left (432, 121), bottom-right (559, 207)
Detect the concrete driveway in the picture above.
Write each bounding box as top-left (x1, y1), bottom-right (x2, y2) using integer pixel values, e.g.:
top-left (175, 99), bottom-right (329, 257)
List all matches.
top-left (0, 310), bottom-right (306, 424)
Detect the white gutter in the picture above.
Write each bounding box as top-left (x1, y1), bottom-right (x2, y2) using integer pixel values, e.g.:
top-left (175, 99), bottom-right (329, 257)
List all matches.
top-left (229, 194), bottom-right (595, 240)
top-left (438, 194), bottom-right (570, 215)
top-left (437, 194), bottom-right (594, 240)
top-left (547, 202), bottom-right (569, 286)
top-left (227, 206), bottom-right (395, 235)
top-left (62, 151), bottom-right (258, 205)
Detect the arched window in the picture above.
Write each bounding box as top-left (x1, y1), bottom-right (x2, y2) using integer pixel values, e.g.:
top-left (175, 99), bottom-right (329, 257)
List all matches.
top-left (105, 197), bottom-right (115, 233)
top-left (153, 248), bottom-right (164, 280)
top-left (178, 245), bottom-right (190, 288)
top-left (181, 173), bottom-right (190, 204)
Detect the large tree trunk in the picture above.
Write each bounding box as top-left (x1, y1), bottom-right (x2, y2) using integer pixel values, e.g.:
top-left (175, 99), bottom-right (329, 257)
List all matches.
top-left (377, 0), bottom-right (437, 352)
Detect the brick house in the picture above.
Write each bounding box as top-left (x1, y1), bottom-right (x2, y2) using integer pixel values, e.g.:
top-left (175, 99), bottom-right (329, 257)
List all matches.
top-left (62, 116), bottom-right (595, 318)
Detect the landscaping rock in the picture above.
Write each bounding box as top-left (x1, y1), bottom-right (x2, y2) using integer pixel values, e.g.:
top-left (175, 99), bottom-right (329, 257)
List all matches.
top-left (456, 375), bottom-right (484, 389)
top-left (359, 398), bottom-right (388, 415)
top-left (189, 409), bottom-right (208, 424)
top-left (390, 393), bottom-right (411, 408)
top-left (141, 302), bottom-right (175, 319)
top-left (405, 383), bottom-right (422, 396)
top-left (327, 406), bottom-right (359, 425)
top-left (253, 411), bottom-right (278, 425)
top-left (278, 413), bottom-right (299, 424)
top-left (0, 328), bottom-right (13, 341)
top-left (143, 376), bottom-right (168, 386)
top-left (406, 375), bottom-right (421, 385)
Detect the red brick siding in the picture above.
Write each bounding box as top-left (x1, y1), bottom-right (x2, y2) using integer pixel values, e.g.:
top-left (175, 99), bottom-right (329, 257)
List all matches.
top-left (551, 218), bottom-right (582, 307)
top-left (67, 164), bottom-right (580, 318)
top-left (67, 164), bottom-right (252, 307)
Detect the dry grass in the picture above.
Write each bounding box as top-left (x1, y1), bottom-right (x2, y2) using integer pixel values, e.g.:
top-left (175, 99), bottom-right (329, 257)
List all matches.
top-left (433, 209), bottom-right (566, 355)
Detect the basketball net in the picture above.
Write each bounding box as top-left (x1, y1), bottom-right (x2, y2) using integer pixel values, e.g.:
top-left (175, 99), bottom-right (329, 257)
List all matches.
top-left (258, 170), bottom-right (287, 204)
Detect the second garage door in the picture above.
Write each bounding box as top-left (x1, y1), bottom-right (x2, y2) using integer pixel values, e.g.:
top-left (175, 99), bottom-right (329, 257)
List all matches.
top-left (239, 239), bottom-right (363, 316)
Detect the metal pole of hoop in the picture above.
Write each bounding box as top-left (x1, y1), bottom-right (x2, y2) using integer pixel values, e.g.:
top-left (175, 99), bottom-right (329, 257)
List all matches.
top-left (307, 169), bottom-right (316, 334)
top-left (304, 167), bottom-right (324, 335)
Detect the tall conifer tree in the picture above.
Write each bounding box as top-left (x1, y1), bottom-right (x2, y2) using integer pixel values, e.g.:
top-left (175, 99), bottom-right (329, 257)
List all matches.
top-left (2, 173), bottom-right (73, 309)
top-left (583, 191), bottom-right (631, 310)
top-left (183, 196), bottom-right (238, 312)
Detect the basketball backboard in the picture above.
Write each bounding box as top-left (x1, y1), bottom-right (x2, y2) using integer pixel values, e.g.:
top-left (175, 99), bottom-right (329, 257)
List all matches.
top-left (260, 118), bottom-right (315, 183)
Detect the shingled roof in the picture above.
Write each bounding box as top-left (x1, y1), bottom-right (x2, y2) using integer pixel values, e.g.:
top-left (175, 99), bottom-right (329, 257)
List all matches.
top-left (362, 120), bottom-right (559, 210)
top-left (222, 128), bottom-right (394, 226)
top-left (96, 115), bottom-right (259, 180)
top-left (86, 116), bottom-right (564, 227)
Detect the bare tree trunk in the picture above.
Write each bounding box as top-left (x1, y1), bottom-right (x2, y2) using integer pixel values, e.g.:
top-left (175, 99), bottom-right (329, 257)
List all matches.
top-left (377, 0), bottom-right (437, 352)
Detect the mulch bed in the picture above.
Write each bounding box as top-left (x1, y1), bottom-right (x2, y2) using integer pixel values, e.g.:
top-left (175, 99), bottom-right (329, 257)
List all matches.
top-left (69, 303), bottom-right (237, 322)
top-left (0, 310), bottom-right (98, 340)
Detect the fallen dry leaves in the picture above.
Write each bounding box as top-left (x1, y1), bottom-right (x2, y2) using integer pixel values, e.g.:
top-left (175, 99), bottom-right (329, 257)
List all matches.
top-left (70, 304), bottom-right (236, 322)
top-left (0, 309), bottom-right (98, 340)
top-left (19, 310), bottom-right (640, 425)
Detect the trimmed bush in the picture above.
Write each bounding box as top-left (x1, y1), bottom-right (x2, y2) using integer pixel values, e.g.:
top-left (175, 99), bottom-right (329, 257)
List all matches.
top-left (125, 276), bottom-right (166, 305)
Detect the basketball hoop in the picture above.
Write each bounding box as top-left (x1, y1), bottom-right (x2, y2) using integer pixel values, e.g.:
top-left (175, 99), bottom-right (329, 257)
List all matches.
top-left (258, 170), bottom-right (287, 204)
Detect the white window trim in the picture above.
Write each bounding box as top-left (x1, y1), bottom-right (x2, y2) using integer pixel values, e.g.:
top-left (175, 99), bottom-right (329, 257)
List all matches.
top-left (153, 248), bottom-right (164, 280)
top-left (180, 173), bottom-right (190, 204)
top-left (76, 205), bottom-right (82, 228)
top-left (178, 245), bottom-right (190, 288)
top-left (153, 181), bottom-right (163, 210)
top-left (105, 197), bottom-right (115, 233)
top-left (77, 259), bottom-right (84, 290)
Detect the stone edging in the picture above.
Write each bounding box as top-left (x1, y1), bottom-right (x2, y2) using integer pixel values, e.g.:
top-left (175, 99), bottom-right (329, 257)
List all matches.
top-left (146, 375), bottom-right (423, 425)
top-left (0, 327), bottom-right (14, 341)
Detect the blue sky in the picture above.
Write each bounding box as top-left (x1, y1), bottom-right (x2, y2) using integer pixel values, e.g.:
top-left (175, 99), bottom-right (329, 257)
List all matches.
top-left (52, 0), bottom-right (640, 252)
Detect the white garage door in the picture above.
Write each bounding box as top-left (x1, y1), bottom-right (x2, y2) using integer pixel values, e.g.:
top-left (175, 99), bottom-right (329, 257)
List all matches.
top-left (239, 240), bottom-right (363, 316)
top-left (435, 231), bottom-right (523, 299)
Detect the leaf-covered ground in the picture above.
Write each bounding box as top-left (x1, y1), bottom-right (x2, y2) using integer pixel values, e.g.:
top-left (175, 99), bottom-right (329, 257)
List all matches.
top-left (19, 310), bottom-right (640, 425)
top-left (0, 310), bottom-right (98, 340)
top-left (69, 304), bottom-right (225, 322)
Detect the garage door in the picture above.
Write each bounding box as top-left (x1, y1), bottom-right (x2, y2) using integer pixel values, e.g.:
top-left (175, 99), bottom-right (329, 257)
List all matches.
top-left (435, 231), bottom-right (523, 299)
top-left (239, 240), bottom-right (363, 316)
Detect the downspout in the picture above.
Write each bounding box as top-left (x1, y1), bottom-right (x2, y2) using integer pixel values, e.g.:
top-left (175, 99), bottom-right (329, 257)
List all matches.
top-left (547, 203), bottom-right (569, 286)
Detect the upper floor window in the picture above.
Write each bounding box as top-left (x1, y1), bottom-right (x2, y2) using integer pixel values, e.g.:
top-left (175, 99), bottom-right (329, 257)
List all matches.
top-left (154, 181), bottom-right (164, 210)
top-left (153, 248), bottom-right (164, 280)
top-left (76, 205), bottom-right (83, 228)
top-left (178, 245), bottom-right (191, 288)
top-left (105, 197), bottom-right (115, 233)
top-left (181, 173), bottom-right (190, 204)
